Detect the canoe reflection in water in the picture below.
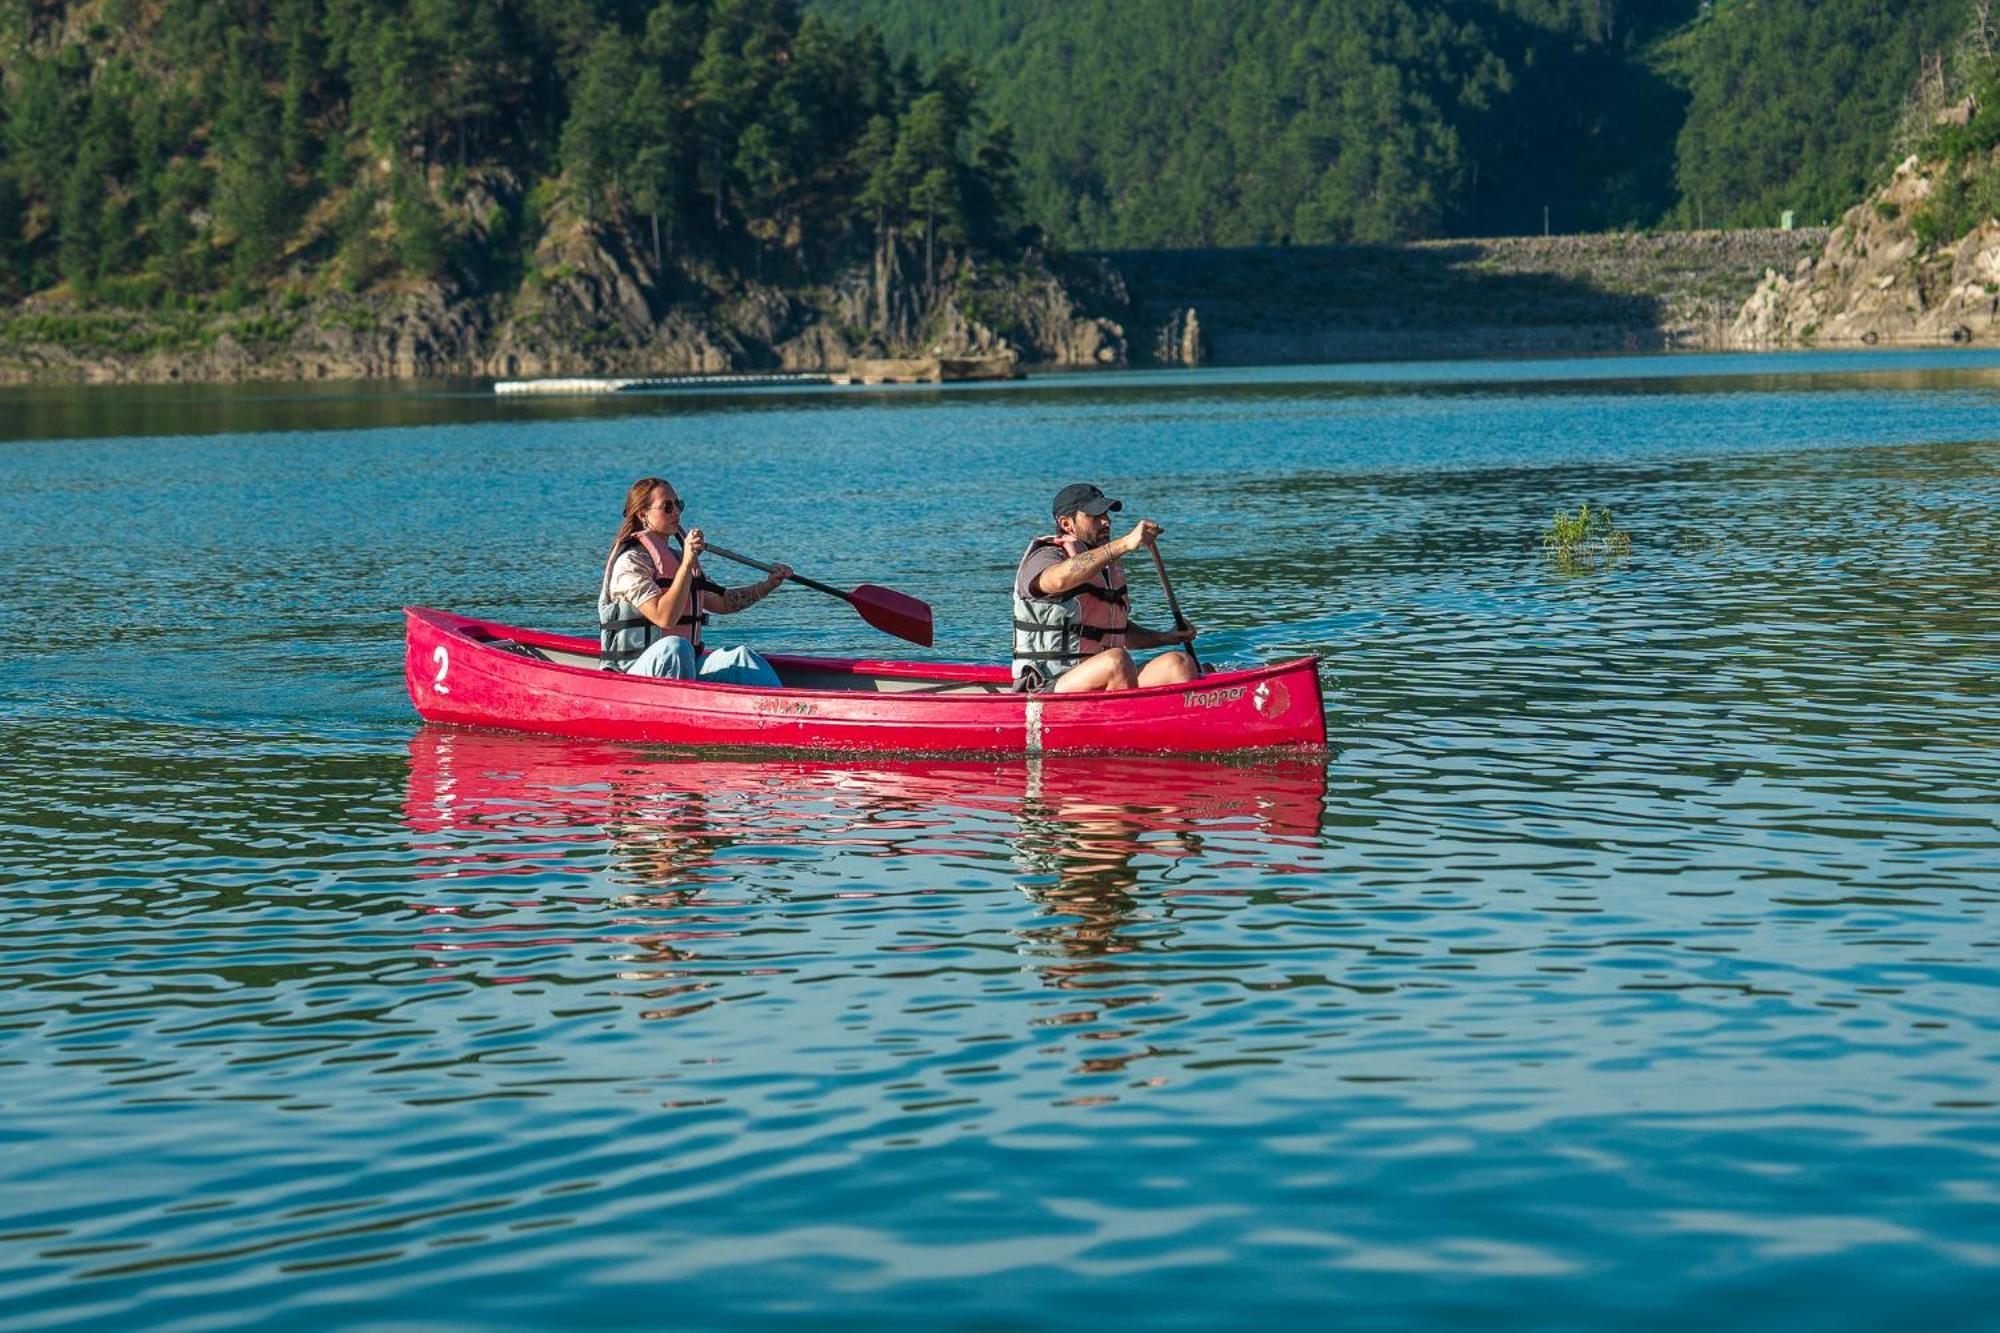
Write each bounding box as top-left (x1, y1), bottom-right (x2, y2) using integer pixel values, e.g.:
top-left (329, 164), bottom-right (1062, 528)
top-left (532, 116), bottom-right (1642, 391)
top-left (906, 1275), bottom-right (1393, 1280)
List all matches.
top-left (403, 728), bottom-right (1326, 997)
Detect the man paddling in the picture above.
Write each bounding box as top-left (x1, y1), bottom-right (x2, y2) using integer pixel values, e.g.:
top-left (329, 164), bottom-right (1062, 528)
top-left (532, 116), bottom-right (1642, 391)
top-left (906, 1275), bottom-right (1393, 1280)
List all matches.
top-left (1012, 483), bottom-right (1199, 692)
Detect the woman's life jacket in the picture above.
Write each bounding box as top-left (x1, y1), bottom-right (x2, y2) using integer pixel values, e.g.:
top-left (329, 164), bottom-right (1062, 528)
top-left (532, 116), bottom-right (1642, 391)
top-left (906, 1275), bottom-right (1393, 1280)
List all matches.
top-left (598, 530), bottom-right (718, 671)
top-left (1011, 533), bottom-right (1129, 683)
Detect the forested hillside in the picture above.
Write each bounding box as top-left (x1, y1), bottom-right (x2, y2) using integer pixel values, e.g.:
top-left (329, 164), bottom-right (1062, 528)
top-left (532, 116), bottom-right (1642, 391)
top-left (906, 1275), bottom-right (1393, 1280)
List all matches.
top-left (4, 0), bottom-right (1995, 373)
top-left (1668, 0), bottom-right (1970, 229)
top-left (0, 0), bottom-right (1022, 308)
top-left (816, 0), bottom-right (1978, 246)
top-left (1732, 6), bottom-right (2000, 346)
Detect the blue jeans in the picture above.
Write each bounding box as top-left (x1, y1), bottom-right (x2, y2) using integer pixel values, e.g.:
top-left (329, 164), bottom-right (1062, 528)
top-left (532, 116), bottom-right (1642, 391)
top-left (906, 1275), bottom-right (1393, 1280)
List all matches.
top-left (630, 638), bottom-right (782, 687)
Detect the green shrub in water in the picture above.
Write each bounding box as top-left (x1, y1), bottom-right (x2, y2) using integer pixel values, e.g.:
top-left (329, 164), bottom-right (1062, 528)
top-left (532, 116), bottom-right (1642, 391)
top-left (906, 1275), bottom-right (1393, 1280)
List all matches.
top-left (1542, 502), bottom-right (1632, 558)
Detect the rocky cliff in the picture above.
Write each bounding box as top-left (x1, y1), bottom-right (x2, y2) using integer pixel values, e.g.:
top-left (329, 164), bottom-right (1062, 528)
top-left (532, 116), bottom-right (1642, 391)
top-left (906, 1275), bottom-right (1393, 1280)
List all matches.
top-left (2, 214), bottom-right (1860, 384)
top-left (0, 215), bottom-right (1127, 385)
top-left (1730, 150), bottom-right (2000, 347)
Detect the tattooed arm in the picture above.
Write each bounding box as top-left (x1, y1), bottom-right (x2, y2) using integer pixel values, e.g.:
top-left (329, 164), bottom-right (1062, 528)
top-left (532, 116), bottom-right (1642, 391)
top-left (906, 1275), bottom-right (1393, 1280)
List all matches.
top-left (705, 564), bottom-right (792, 615)
top-left (1032, 519), bottom-right (1161, 596)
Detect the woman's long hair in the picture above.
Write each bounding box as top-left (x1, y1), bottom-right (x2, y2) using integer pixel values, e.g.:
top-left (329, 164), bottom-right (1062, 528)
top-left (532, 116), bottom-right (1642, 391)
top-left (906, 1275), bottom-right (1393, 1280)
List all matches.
top-left (608, 477), bottom-right (670, 569)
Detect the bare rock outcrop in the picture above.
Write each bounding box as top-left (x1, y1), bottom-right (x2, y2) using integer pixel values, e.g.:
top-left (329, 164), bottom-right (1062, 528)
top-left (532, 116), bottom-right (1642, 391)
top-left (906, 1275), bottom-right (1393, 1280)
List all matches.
top-left (1156, 307), bottom-right (1204, 366)
top-left (475, 227), bottom-right (1125, 378)
top-left (936, 252), bottom-right (1125, 366)
top-left (1730, 151), bottom-right (2000, 347)
top-left (307, 290), bottom-right (490, 378)
top-left (482, 215), bottom-right (744, 376)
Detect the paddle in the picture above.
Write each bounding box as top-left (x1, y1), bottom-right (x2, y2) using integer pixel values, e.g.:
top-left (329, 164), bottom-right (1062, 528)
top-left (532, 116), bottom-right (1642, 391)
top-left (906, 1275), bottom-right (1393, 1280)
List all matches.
top-left (1148, 544), bottom-right (1203, 675)
top-left (696, 537), bottom-right (934, 647)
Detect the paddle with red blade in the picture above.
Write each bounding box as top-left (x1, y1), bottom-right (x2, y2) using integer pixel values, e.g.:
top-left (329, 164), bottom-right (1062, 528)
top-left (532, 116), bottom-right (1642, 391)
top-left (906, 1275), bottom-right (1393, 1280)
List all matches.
top-left (699, 539), bottom-right (934, 647)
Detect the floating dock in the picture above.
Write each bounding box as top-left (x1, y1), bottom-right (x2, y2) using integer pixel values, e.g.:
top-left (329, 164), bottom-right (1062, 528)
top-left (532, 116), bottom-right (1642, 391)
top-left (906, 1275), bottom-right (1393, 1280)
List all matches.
top-left (495, 357), bottom-right (1024, 396)
top-left (835, 355), bottom-right (1024, 385)
top-left (493, 372), bottom-right (835, 396)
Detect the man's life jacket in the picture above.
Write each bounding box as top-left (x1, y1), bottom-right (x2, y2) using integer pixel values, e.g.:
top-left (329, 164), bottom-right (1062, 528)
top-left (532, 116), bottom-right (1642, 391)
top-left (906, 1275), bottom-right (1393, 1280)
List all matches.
top-left (1011, 533), bottom-right (1129, 683)
top-left (598, 530), bottom-right (718, 671)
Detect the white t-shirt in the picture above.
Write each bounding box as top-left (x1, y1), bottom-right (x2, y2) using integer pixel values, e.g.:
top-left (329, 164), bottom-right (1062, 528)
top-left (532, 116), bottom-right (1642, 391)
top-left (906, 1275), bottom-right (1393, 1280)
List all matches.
top-left (606, 543), bottom-right (703, 611)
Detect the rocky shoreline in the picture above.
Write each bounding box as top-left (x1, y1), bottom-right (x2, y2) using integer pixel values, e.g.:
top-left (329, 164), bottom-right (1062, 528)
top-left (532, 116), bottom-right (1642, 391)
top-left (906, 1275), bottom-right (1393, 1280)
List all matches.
top-left (9, 216), bottom-right (1992, 386)
top-left (1731, 151), bottom-right (2000, 348)
top-left (0, 218), bottom-right (1128, 386)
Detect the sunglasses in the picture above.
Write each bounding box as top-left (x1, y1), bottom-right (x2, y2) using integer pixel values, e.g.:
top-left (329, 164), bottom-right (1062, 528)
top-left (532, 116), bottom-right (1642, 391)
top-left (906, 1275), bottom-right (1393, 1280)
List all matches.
top-left (652, 496), bottom-right (685, 511)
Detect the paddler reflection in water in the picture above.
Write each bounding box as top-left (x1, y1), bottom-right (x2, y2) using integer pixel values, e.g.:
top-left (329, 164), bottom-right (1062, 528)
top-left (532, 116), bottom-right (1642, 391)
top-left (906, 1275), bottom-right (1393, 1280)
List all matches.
top-left (1014, 798), bottom-right (1159, 965)
top-left (1012, 483), bottom-right (1199, 692)
top-left (599, 476), bottom-right (791, 685)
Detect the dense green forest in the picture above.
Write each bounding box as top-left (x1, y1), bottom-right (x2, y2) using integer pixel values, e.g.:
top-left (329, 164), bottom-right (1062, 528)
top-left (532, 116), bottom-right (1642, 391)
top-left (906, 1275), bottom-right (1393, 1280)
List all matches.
top-left (0, 0), bottom-right (1023, 306)
top-left (1666, 0), bottom-right (1972, 229)
top-left (816, 0), bottom-right (1984, 246)
top-left (2, 0), bottom-right (1995, 315)
top-left (1905, 1), bottom-right (2000, 247)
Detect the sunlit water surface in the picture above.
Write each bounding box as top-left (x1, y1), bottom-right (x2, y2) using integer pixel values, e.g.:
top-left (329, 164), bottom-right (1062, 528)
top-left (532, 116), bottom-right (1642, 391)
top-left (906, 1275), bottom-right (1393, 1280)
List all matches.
top-left (3, 351), bottom-right (1997, 1329)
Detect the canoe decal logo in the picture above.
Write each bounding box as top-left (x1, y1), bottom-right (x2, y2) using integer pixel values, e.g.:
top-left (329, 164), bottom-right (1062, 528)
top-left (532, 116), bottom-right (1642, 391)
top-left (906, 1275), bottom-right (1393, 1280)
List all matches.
top-left (757, 698), bottom-right (817, 716)
top-left (1186, 685), bottom-right (1245, 709)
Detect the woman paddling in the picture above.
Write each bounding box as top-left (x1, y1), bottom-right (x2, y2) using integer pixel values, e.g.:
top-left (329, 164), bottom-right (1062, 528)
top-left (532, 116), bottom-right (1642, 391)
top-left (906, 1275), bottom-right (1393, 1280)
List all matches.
top-left (598, 477), bottom-right (791, 685)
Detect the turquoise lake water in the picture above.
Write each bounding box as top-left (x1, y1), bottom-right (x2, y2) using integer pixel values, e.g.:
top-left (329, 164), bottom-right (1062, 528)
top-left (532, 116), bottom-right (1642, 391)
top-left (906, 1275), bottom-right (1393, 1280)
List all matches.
top-left (3, 350), bottom-right (1997, 1328)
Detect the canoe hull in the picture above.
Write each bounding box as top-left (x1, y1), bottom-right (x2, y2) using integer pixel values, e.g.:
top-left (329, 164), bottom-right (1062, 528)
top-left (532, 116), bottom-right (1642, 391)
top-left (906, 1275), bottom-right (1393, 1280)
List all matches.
top-left (404, 606), bottom-right (1326, 754)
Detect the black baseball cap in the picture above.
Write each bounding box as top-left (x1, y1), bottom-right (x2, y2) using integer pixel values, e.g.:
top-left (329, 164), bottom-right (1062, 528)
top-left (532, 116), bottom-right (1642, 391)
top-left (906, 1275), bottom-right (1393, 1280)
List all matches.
top-left (1053, 483), bottom-right (1122, 518)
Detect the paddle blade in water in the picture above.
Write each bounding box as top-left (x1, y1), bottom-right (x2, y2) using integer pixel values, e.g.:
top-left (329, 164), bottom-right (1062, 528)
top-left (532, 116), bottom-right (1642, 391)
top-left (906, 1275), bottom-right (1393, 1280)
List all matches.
top-left (851, 584), bottom-right (933, 647)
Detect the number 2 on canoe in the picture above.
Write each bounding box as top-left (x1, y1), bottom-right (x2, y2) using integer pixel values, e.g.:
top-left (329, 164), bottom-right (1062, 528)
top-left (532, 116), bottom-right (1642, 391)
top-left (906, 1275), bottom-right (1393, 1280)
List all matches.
top-left (433, 645), bottom-right (451, 694)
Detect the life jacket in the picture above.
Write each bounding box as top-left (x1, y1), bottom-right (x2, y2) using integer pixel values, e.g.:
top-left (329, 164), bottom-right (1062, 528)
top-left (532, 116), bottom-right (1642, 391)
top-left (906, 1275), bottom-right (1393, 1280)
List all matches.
top-left (1011, 533), bottom-right (1128, 683)
top-left (597, 530), bottom-right (718, 671)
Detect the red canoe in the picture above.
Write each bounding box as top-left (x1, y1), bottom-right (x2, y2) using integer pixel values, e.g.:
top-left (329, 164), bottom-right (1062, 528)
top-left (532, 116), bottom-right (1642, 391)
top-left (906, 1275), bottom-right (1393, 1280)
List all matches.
top-left (404, 605), bottom-right (1326, 753)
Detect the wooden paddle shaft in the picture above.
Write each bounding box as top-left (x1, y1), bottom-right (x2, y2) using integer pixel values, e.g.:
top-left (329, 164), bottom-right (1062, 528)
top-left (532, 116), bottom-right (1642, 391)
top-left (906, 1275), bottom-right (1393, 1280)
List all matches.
top-left (1149, 545), bottom-right (1203, 674)
top-left (685, 533), bottom-right (933, 646)
top-left (692, 538), bottom-right (848, 603)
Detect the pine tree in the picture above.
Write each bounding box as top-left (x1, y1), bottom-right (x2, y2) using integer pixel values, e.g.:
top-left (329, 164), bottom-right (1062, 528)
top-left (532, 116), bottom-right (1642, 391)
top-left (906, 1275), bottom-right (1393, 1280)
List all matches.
top-left (7, 59), bottom-right (70, 209)
top-left (562, 29), bottom-right (640, 218)
top-left (626, 67), bottom-right (683, 269)
top-left (891, 91), bottom-right (963, 288)
top-left (852, 111), bottom-right (904, 257)
top-left (393, 171), bottom-right (448, 277)
top-left (277, 0), bottom-right (323, 178)
top-left (213, 36), bottom-right (294, 280)
top-left (0, 170), bottom-right (23, 301)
